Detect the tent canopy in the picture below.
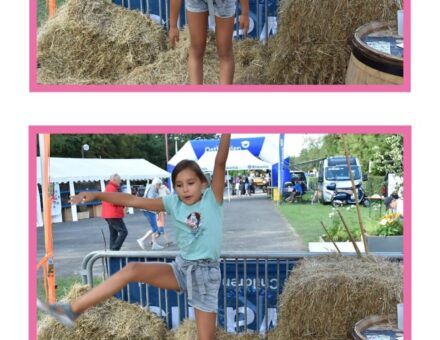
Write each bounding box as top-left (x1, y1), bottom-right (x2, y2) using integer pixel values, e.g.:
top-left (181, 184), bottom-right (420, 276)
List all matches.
top-left (37, 157), bottom-right (170, 183)
top-left (197, 150), bottom-right (271, 173)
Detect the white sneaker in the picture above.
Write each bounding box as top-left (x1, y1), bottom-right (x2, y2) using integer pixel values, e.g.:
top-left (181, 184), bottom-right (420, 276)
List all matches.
top-left (151, 242), bottom-right (164, 250)
top-left (137, 239), bottom-right (146, 250)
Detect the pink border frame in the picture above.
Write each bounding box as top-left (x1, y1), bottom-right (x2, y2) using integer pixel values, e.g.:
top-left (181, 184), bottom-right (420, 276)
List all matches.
top-left (29, 126), bottom-right (411, 339)
top-left (29, 1), bottom-right (411, 92)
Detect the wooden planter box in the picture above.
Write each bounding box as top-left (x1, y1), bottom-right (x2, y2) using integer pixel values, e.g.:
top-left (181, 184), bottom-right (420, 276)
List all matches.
top-left (366, 235), bottom-right (403, 253)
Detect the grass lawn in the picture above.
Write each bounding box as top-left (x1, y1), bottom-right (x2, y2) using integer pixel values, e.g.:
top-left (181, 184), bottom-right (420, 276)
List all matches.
top-left (37, 275), bottom-right (102, 321)
top-left (278, 193), bottom-right (382, 244)
top-left (37, 0), bottom-right (68, 27)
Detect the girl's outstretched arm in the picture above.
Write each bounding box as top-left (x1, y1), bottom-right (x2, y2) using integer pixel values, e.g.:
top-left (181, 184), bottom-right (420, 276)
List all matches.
top-left (211, 134), bottom-right (231, 203)
top-left (70, 192), bottom-right (164, 212)
top-left (169, 0), bottom-right (182, 48)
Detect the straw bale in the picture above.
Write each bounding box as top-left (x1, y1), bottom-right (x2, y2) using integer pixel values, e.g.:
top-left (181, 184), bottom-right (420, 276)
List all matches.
top-left (233, 39), bottom-right (271, 84)
top-left (271, 256), bottom-right (403, 340)
top-left (268, 0), bottom-right (400, 84)
top-left (119, 27), bottom-right (220, 85)
top-left (37, 0), bottom-right (167, 84)
top-left (37, 284), bottom-right (168, 340)
top-left (168, 319), bottom-right (262, 339)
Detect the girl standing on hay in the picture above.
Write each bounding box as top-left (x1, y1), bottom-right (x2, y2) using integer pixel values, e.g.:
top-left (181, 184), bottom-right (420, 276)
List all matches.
top-left (38, 134), bottom-right (231, 340)
top-left (169, 0), bottom-right (249, 84)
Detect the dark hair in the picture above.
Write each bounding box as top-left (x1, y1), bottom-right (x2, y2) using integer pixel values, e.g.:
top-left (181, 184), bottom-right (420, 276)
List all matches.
top-left (172, 160), bottom-right (208, 187)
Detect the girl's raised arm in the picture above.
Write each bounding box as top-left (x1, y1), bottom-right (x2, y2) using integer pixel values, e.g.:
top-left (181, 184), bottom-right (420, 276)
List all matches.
top-left (70, 192), bottom-right (164, 212)
top-left (211, 134), bottom-right (231, 203)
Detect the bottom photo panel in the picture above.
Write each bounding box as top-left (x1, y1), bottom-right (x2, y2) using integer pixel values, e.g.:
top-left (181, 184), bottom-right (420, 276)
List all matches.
top-left (30, 126), bottom-right (410, 340)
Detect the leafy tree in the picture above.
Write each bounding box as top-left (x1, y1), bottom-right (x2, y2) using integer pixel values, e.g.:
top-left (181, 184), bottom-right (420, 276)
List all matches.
top-left (290, 134), bottom-right (403, 176)
top-left (47, 134), bottom-right (216, 169)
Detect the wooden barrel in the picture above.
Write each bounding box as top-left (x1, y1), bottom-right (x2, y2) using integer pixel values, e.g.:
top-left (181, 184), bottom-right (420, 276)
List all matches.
top-left (352, 314), bottom-right (402, 340)
top-left (345, 21), bottom-right (403, 85)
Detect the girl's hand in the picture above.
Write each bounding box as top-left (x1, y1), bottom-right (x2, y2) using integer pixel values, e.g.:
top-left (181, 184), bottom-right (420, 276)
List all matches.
top-left (168, 27), bottom-right (180, 48)
top-left (69, 192), bottom-right (96, 205)
top-left (239, 14), bottom-right (249, 37)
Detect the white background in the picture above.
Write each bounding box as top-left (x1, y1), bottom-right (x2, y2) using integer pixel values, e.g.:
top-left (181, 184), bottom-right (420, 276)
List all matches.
top-left (0, 1), bottom-right (437, 338)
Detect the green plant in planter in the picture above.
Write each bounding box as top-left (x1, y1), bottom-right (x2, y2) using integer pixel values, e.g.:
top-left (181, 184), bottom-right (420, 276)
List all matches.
top-left (375, 212), bottom-right (403, 236)
top-left (322, 209), bottom-right (361, 242)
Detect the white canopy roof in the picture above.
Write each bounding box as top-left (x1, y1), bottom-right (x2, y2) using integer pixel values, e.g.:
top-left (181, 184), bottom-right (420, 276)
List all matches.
top-left (197, 150), bottom-right (271, 173)
top-left (37, 157), bottom-right (170, 183)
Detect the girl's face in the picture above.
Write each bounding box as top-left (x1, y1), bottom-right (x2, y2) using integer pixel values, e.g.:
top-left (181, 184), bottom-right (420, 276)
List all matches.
top-left (174, 168), bottom-right (207, 205)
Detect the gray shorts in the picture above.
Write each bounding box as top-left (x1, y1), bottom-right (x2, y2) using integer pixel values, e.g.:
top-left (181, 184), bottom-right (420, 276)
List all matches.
top-left (170, 255), bottom-right (221, 313)
top-left (186, 0), bottom-right (236, 18)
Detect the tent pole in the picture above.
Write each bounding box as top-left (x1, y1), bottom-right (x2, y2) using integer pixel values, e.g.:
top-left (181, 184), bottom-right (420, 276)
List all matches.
top-left (69, 181), bottom-right (78, 222)
top-left (126, 179), bottom-right (134, 214)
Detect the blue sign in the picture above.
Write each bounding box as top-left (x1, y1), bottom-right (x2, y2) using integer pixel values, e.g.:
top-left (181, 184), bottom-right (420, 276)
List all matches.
top-left (190, 137), bottom-right (266, 159)
top-left (110, 257), bottom-right (296, 332)
top-left (271, 157), bottom-right (291, 187)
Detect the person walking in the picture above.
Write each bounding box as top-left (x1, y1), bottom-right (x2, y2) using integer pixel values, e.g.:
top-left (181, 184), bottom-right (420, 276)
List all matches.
top-left (137, 178), bottom-right (164, 250)
top-left (101, 174), bottom-right (128, 251)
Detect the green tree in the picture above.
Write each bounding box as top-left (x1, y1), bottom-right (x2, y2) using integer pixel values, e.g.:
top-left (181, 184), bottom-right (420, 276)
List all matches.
top-left (48, 134), bottom-right (216, 169)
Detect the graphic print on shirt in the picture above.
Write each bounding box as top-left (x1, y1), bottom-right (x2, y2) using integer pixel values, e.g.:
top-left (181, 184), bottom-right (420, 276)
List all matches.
top-left (186, 212), bottom-right (202, 235)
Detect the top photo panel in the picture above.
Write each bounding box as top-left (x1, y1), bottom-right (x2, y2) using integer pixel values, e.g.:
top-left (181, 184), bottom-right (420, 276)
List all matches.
top-left (31, 0), bottom-right (409, 92)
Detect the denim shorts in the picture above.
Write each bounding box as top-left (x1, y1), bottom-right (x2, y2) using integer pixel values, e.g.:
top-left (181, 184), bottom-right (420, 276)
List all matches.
top-left (170, 255), bottom-right (221, 313)
top-left (186, 0), bottom-right (236, 18)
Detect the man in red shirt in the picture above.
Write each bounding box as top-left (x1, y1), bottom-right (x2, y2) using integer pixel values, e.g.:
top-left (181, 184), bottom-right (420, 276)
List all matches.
top-left (101, 174), bottom-right (127, 250)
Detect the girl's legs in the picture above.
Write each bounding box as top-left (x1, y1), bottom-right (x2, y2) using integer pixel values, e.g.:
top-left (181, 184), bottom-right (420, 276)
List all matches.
top-left (195, 308), bottom-right (217, 340)
top-left (187, 11), bottom-right (208, 84)
top-left (215, 15), bottom-right (235, 84)
top-left (71, 262), bottom-right (179, 314)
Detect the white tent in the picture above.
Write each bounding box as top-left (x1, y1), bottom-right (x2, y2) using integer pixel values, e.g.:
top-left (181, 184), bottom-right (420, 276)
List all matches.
top-left (197, 149), bottom-right (271, 172)
top-left (36, 157), bottom-right (170, 183)
top-left (36, 158), bottom-right (170, 225)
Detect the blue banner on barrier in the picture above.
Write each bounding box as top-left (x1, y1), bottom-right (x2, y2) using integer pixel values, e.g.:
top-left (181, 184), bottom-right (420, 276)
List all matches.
top-left (112, 0), bottom-right (279, 40)
top-left (110, 257), bottom-right (296, 333)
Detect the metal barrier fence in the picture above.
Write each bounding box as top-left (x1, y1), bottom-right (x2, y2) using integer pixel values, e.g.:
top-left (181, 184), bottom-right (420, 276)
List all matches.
top-left (81, 250), bottom-right (402, 334)
top-left (113, 0), bottom-right (279, 41)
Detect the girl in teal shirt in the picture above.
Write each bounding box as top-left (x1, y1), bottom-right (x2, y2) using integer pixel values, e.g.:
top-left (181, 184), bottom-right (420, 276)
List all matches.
top-left (38, 134), bottom-right (231, 340)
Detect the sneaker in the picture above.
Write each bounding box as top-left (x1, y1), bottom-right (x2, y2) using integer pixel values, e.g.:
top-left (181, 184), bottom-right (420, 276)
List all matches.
top-left (151, 242), bottom-right (164, 250)
top-left (137, 238), bottom-right (146, 250)
top-left (37, 299), bottom-right (79, 327)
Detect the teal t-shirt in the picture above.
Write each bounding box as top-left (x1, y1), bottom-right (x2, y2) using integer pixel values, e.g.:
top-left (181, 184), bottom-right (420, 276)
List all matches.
top-left (162, 187), bottom-right (223, 261)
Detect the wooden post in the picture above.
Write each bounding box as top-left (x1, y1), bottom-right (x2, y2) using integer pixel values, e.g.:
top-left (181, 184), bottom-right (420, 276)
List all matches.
top-left (48, 0), bottom-right (56, 18)
top-left (39, 134), bottom-right (56, 303)
top-left (336, 209), bottom-right (362, 258)
top-left (341, 135), bottom-right (369, 255)
top-left (320, 221), bottom-right (342, 255)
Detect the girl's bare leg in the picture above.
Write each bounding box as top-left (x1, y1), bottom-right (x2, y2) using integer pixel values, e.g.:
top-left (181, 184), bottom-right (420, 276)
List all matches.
top-left (71, 263), bottom-right (179, 314)
top-left (187, 11), bottom-right (208, 84)
top-left (195, 308), bottom-right (217, 340)
top-left (215, 16), bottom-right (235, 84)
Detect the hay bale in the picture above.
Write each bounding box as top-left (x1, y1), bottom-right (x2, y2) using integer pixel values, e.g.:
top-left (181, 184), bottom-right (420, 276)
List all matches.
top-left (233, 39), bottom-right (271, 84)
top-left (268, 0), bottom-right (400, 84)
top-left (271, 256), bottom-right (402, 340)
top-left (119, 27), bottom-right (220, 85)
top-left (168, 319), bottom-right (262, 339)
top-left (37, 284), bottom-right (168, 340)
top-left (38, 0), bottom-right (167, 84)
